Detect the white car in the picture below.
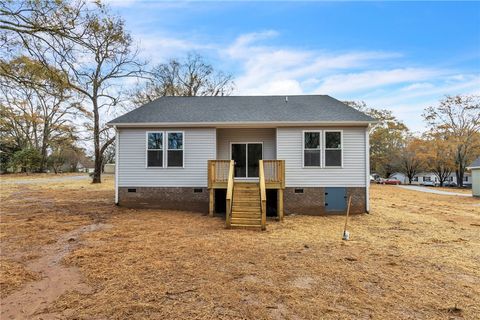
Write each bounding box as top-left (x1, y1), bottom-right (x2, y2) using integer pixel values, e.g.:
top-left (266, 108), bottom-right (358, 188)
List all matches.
top-left (423, 180), bottom-right (438, 187)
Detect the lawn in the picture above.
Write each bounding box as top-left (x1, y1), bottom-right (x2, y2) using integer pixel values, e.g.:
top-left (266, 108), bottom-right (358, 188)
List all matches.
top-left (1, 175), bottom-right (479, 319)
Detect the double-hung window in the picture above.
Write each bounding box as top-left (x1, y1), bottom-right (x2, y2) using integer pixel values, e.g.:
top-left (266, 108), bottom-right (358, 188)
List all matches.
top-left (147, 132), bottom-right (163, 167)
top-left (303, 131), bottom-right (321, 167)
top-left (324, 131), bottom-right (342, 167)
top-left (167, 132), bottom-right (183, 167)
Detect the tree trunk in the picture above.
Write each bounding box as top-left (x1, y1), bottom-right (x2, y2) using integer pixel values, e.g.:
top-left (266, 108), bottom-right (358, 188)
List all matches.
top-left (92, 96), bottom-right (102, 183)
top-left (456, 170), bottom-right (463, 187)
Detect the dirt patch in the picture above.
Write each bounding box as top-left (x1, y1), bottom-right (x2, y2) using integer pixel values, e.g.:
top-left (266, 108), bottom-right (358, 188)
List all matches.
top-left (1, 222), bottom-right (109, 319)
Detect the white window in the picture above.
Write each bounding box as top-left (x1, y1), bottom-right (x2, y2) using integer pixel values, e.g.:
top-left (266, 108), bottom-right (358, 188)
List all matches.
top-left (424, 176), bottom-right (431, 182)
top-left (167, 131), bottom-right (184, 167)
top-left (464, 176), bottom-right (469, 182)
top-left (147, 132), bottom-right (163, 167)
top-left (413, 177), bottom-right (418, 182)
top-left (324, 131), bottom-right (342, 167)
top-left (303, 131), bottom-right (321, 167)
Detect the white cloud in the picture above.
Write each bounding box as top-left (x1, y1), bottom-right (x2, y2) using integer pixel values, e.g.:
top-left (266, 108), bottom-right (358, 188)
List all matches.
top-left (122, 27), bottom-right (478, 132)
top-left (224, 31), bottom-right (402, 95)
top-left (314, 68), bottom-right (442, 95)
top-left (135, 33), bottom-right (217, 63)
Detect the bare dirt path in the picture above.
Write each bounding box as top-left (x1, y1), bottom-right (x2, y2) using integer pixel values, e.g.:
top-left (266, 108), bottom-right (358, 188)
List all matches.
top-left (1, 222), bottom-right (109, 320)
top-left (397, 184), bottom-right (472, 197)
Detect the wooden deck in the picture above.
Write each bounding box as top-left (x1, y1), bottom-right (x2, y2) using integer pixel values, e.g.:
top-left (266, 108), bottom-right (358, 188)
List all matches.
top-left (208, 160), bottom-right (285, 229)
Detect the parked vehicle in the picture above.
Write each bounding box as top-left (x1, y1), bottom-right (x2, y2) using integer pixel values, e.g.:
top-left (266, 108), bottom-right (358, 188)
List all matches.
top-left (383, 178), bottom-right (401, 185)
top-left (422, 180), bottom-right (438, 187)
top-left (375, 178), bottom-right (385, 184)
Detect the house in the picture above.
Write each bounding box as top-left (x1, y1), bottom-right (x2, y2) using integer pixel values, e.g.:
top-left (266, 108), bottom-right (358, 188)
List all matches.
top-left (389, 172), bottom-right (408, 184)
top-left (77, 158), bottom-right (95, 173)
top-left (467, 156), bottom-right (480, 197)
top-left (103, 163), bottom-right (115, 174)
top-left (390, 171), bottom-right (472, 187)
top-left (107, 95), bottom-right (376, 229)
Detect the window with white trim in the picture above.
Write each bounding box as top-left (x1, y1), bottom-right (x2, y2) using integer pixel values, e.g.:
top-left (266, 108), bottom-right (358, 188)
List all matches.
top-left (147, 132), bottom-right (163, 167)
top-left (324, 131), bottom-right (342, 167)
top-left (303, 131), bottom-right (321, 167)
top-left (167, 132), bottom-right (183, 167)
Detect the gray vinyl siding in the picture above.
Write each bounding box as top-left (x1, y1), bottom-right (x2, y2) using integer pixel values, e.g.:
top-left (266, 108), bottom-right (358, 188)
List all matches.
top-left (118, 128), bottom-right (216, 187)
top-left (216, 128), bottom-right (276, 160)
top-left (277, 127), bottom-right (367, 187)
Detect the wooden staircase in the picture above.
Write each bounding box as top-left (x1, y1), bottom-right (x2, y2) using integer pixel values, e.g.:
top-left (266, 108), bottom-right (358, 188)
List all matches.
top-left (230, 182), bottom-right (262, 229)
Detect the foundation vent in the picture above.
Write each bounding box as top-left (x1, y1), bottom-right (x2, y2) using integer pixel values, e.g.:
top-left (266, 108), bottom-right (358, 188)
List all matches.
top-left (294, 188), bottom-right (304, 194)
top-left (128, 188), bottom-right (137, 193)
top-left (193, 188), bottom-right (203, 193)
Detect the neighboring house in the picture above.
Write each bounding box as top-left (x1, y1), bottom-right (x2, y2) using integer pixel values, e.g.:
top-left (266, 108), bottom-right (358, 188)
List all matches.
top-left (404, 172), bottom-right (472, 187)
top-left (389, 172), bottom-right (408, 184)
top-left (77, 159), bottom-right (95, 173)
top-left (467, 157), bottom-right (480, 197)
top-left (107, 95), bottom-right (376, 229)
top-left (103, 163), bottom-right (115, 174)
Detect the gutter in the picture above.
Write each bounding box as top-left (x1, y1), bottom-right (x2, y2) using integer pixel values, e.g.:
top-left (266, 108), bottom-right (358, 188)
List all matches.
top-left (106, 120), bottom-right (378, 128)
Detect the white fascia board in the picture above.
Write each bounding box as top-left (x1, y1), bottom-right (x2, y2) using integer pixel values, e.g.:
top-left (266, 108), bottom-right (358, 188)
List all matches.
top-left (107, 120), bottom-right (376, 128)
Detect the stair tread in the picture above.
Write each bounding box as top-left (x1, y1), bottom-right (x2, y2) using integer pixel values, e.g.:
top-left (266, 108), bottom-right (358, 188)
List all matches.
top-left (232, 212), bottom-right (261, 216)
top-left (230, 224), bottom-right (262, 228)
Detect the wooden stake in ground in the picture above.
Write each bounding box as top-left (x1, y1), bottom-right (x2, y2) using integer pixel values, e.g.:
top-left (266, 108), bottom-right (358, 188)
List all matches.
top-left (343, 196), bottom-right (352, 240)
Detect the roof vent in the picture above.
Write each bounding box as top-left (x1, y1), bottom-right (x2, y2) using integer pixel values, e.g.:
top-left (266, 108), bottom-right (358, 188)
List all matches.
top-left (285, 96), bottom-right (288, 103)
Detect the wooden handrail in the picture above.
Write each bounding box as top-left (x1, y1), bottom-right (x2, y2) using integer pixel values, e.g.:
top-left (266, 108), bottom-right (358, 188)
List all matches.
top-left (208, 160), bottom-right (231, 188)
top-left (259, 160), bottom-right (267, 230)
top-left (225, 160), bottom-right (234, 228)
top-left (263, 160), bottom-right (285, 189)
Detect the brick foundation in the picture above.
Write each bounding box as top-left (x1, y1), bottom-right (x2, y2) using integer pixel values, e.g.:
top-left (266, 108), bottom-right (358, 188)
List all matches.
top-left (118, 186), bottom-right (367, 216)
top-left (119, 187), bottom-right (209, 213)
top-left (283, 187), bottom-right (366, 215)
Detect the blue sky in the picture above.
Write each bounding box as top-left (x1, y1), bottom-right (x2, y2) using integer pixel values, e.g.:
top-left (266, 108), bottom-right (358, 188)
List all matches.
top-left (107, 1), bottom-right (480, 132)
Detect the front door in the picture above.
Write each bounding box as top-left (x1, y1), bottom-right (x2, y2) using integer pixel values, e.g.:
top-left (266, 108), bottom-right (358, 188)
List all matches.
top-left (231, 143), bottom-right (263, 178)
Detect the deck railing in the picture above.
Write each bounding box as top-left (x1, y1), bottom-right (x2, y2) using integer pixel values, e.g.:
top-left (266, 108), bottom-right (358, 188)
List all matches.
top-left (263, 160), bottom-right (285, 189)
top-left (208, 160), bottom-right (231, 188)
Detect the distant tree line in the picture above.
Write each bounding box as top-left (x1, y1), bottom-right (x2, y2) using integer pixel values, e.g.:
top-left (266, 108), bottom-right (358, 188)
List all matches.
top-left (0, 0), bottom-right (233, 180)
top-left (346, 94), bottom-right (480, 187)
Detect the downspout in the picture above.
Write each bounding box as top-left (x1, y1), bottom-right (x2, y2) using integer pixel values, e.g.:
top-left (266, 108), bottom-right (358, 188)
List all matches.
top-left (365, 124), bottom-right (371, 213)
top-left (114, 125), bottom-right (119, 205)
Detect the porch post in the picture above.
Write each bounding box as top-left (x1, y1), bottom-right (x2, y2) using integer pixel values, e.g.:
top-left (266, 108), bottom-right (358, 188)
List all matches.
top-left (277, 188), bottom-right (284, 221)
top-left (209, 188), bottom-right (215, 217)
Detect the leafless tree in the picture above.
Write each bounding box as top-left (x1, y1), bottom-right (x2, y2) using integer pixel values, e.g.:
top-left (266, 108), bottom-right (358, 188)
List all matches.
top-left (133, 52), bottom-right (234, 105)
top-left (1, 0), bottom-right (146, 182)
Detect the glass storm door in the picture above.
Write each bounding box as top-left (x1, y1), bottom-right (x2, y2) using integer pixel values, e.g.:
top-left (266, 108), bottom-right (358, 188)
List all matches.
top-left (231, 143), bottom-right (263, 178)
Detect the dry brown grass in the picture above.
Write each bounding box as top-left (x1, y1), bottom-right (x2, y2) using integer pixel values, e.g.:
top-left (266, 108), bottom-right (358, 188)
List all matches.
top-left (0, 259), bottom-right (40, 298)
top-left (1, 177), bottom-right (479, 319)
top-left (0, 172), bottom-right (84, 181)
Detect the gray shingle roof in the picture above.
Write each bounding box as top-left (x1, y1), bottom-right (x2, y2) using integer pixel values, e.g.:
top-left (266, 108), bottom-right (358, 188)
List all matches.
top-left (108, 95), bottom-right (376, 125)
top-left (468, 156), bottom-right (480, 168)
